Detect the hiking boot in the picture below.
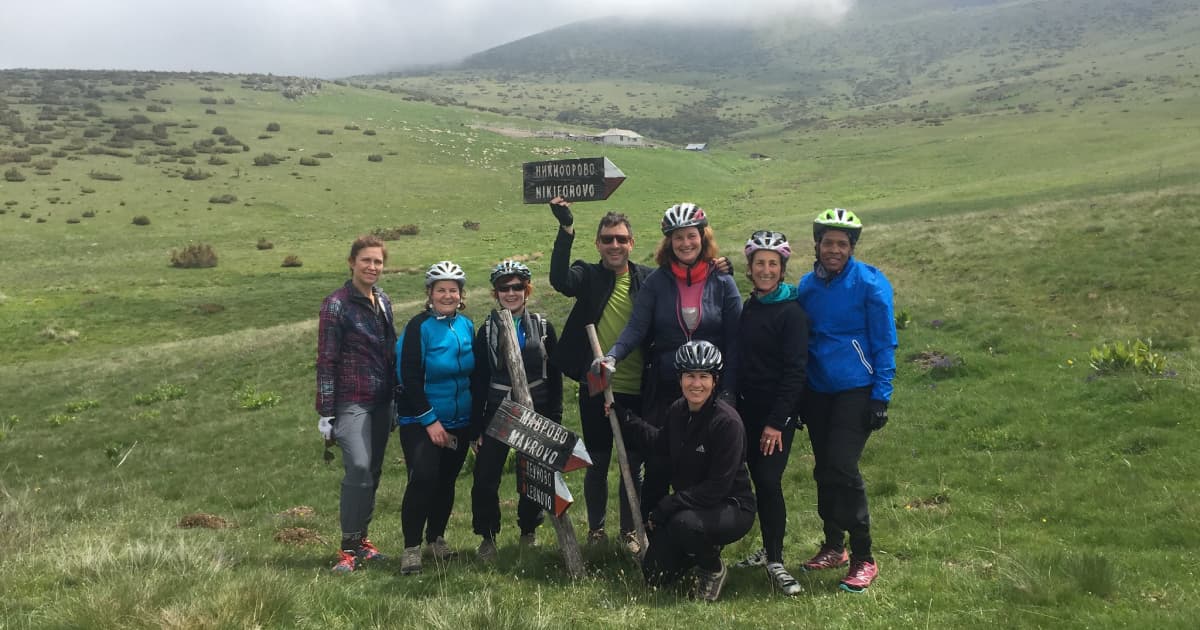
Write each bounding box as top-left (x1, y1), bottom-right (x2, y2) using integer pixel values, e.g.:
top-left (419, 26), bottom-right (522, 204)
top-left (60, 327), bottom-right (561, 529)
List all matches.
top-left (427, 536), bottom-right (457, 561)
top-left (519, 531), bottom-right (537, 547)
top-left (692, 561), bottom-right (728, 602)
top-left (801, 545), bottom-right (849, 572)
top-left (734, 547), bottom-right (768, 568)
top-left (477, 537), bottom-right (497, 563)
top-left (331, 549), bottom-right (357, 573)
top-left (839, 558), bottom-right (879, 593)
top-left (400, 546), bottom-right (422, 575)
top-left (620, 530), bottom-right (642, 556)
top-left (767, 562), bottom-right (801, 596)
top-left (357, 538), bottom-right (386, 562)
top-left (586, 528), bottom-right (607, 545)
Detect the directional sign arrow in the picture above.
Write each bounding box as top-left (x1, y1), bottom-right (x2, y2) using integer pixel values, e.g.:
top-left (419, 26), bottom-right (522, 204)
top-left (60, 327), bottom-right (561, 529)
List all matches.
top-left (522, 157), bottom-right (626, 203)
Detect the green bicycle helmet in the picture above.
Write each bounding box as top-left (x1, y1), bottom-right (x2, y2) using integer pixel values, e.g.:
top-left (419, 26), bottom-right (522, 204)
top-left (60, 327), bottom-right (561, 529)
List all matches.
top-left (813, 208), bottom-right (862, 245)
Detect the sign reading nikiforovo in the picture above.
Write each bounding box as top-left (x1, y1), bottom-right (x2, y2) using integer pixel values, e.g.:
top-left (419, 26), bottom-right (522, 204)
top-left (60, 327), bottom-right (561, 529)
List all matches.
top-left (522, 157), bottom-right (626, 203)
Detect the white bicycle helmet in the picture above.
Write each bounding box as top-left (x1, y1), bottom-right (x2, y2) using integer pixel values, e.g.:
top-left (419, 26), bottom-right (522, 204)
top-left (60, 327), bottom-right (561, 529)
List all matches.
top-left (425, 260), bottom-right (466, 287)
top-left (744, 230), bottom-right (792, 263)
top-left (674, 340), bottom-right (724, 375)
top-left (661, 202), bottom-right (708, 235)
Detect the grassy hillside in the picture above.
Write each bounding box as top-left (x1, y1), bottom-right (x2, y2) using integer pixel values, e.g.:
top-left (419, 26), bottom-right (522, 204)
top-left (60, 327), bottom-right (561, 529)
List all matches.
top-left (2, 16), bottom-right (1200, 626)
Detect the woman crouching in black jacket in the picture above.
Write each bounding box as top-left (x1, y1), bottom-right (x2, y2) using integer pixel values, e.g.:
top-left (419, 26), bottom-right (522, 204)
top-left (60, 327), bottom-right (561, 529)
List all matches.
top-left (617, 340), bottom-right (756, 602)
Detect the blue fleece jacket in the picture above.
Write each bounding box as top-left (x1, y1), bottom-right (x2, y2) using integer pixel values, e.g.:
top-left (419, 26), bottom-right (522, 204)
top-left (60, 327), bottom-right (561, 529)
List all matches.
top-left (395, 310), bottom-right (475, 429)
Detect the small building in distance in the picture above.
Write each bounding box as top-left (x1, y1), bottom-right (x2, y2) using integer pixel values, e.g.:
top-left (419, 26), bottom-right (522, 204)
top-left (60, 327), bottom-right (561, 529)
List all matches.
top-left (685, 143), bottom-right (708, 151)
top-left (599, 128), bottom-right (644, 146)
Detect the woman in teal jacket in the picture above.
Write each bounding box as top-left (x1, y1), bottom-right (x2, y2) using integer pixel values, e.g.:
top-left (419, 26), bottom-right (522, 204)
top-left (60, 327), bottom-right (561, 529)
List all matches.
top-left (395, 261), bottom-right (475, 575)
top-left (796, 209), bottom-right (896, 593)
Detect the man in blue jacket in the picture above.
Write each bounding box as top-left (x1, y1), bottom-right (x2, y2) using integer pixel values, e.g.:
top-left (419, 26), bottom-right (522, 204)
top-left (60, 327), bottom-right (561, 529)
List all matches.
top-left (796, 208), bottom-right (897, 593)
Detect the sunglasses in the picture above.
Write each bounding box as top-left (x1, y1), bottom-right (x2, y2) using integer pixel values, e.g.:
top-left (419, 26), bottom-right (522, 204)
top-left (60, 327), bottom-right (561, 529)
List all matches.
top-left (598, 234), bottom-right (631, 245)
top-left (495, 283), bottom-right (526, 293)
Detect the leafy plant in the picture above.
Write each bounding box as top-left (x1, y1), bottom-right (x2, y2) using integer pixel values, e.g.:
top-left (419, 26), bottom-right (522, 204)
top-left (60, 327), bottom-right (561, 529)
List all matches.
top-left (47, 413), bottom-right (77, 427)
top-left (234, 384), bottom-right (281, 410)
top-left (131, 215), bottom-right (150, 226)
top-left (64, 399), bottom-right (100, 413)
top-left (0, 415), bottom-right (19, 442)
top-left (1088, 339), bottom-right (1169, 376)
top-left (895, 308), bottom-right (912, 330)
top-left (133, 383), bottom-right (188, 405)
top-left (170, 244), bottom-right (218, 268)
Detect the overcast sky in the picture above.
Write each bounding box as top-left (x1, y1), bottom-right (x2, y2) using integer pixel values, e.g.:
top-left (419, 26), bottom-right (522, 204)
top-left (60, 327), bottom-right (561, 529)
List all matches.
top-left (1, 0), bottom-right (854, 78)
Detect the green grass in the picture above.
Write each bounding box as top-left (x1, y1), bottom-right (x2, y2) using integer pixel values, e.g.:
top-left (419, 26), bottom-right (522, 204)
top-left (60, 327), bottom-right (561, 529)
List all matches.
top-left (3, 25), bottom-right (1200, 626)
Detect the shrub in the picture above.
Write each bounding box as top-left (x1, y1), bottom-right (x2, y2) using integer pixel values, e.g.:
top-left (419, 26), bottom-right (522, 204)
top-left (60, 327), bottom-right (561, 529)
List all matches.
top-left (199, 97), bottom-right (218, 105)
top-left (209, 194), bottom-right (237, 204)
top-left (372, 224), bottom-right (419, 238)
top-left (182, 167), bottom-right (211, 181)
top-left (299, 156), bottom-right (319, 166)
top-left (256, 238), bottom-right (274, 250)
top-left (82, 210), bottom-right (96, 218)
top-left (313, 152), bottom-right (332, 158)
top-left (35, 217), bottom-right (46, 223)
top-left (170, 243), bottom-right (218, 268)
top-left (132, 215), bottom-right (151, 225)
top-left (89, 171), bottom-right (123, 181)
top-left (207, 156), bottom-right (228, 166)
top-left (222, 97), bottom-right (235, 105)
top-left (367, 154), bottom-right (383, 162)
top-left (33, 159), bottom-right (56, 171)
top-left (316, 129), bottom-right (334, 135)
top-left (1089, 339), bottom-right (1170, 376)
top-left (266, 122), bottom-right (281, 132)
top-left (363, 129), bottom-right (376, 136)
top-left (80, 187), bottom-right (95, 193)
top-left (146, 104), bottom-right (166, 113)
top-left (212, 126), bottom-right (228, 135)
top-left (204, 109), bottom-right (217, 115)
top-left (51, 150), bottom-right (67, 158)
top-left (281, 254), bottom-right (303, 267)
top-left (234, 384), bottom-right (281, 410)
top-left (4, 167), bottom-right (25, 182)
top-left (66, 217), bottom-right (81, 224)
top-left (181, 122), bottom-right (198, 129)
top-left (463, 220), bottom-right (480, 230)
top-left (20, 212), bottom-right (32, 219)
top-left (253, 153), bottom-right (281, 166)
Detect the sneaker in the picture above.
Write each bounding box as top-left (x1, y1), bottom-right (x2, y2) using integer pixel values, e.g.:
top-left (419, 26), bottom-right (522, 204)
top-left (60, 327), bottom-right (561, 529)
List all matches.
top-left (692, 561), bottom-right (728, 602)
top-left (767, 562), bottom-right (801, 596)
top-left (427, 536), bottom-right (457, 561)
top-left (839, 558), bottom-right (878, 593)
top-left (331, 549), bottom-right (357, 573)
top-left (519, 532), bottom-right (537, 547)
top-left (801, 545), bottom-right (849, 572)
top-left (620, 530), bottom-right (642, 556)
top-left (586, 528), bottom-right (607, 545)
top-left (476, 537), bottom-right (497, 563)
top-left (400, 546), bottom-right (422, 575)
top-left (357, 538), bottom-right (386, 562)
top-left (734, 547), bottom-right (768, 568)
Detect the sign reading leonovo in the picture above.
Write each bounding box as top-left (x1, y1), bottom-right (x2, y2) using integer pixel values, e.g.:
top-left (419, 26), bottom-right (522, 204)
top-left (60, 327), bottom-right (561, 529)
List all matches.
top-left (516, 456), bottom-right (574, 517)
top-left (487, 399), bottom-right (592, 473)
top-left (522, 157), bottom-right (626, 203)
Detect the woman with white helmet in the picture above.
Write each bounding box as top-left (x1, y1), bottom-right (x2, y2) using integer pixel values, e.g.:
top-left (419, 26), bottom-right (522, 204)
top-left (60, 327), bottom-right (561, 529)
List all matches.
top-left (796, 209), bottom-right (897, 593)
top-left (469, 260), bottom-right (563, 562)
top-left (617, 340), bottom-right (756, 602)
top-left (394, 260), bottom-right (476, 575)
top-left (730, 230), bottom-right (809, 595)
top-left (596, 203), bottom-right (743, 520)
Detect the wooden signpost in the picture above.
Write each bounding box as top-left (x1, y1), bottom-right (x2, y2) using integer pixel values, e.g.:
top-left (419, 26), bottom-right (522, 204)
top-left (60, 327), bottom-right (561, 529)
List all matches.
top-left (492, 310), bottom-right (586, 578)
top-left (486, 398), bottom-right (592, 519)
top-left (522, 157), bottom-right (626, 203)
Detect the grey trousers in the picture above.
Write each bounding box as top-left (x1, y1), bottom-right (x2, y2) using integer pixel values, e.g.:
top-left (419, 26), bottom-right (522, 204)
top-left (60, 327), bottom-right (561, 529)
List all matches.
top-left (334, 401), bottom-right (392, 538)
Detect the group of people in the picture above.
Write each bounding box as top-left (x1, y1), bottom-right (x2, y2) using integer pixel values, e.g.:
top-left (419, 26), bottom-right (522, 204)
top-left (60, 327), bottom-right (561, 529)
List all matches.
top-left (314, 199), bottom-right (897, 600)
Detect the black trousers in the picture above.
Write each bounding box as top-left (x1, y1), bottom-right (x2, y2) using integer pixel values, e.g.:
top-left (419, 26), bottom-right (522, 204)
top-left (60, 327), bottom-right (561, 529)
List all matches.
top-left (642, 500), bottom-right (755, 586)
top-left (639, 380), bottom-right (681, 520)
top-left (738, 396), bottom-right (797, 564)
top-left (471, 435), bottom-right (544, 538)
top-left (579, 387), bottom-right (643, 533)
top-left (803, 387), bottom-right (873, 559)
top-left (399, 423), bottom-right (470, 548)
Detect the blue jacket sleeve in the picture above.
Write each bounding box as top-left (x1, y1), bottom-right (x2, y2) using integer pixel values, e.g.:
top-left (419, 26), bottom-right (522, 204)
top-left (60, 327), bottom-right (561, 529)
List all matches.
top-left (866, 270), bottom-right (897, 402)
top-left (397, 316), bottom-right (437, 425)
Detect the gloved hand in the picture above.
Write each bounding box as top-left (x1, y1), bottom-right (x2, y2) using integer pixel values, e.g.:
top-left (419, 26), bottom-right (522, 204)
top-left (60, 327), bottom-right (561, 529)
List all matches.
top-left (549, 200), bottom-right (574, 228)
top-left (318, 416), bottom-right (335, 444)
top-left (866, 400), bottom-right (888, 432)
top-left (713, 256), bottom-right (733, 275)
top-left (590, 355), bottom-right (616, 377)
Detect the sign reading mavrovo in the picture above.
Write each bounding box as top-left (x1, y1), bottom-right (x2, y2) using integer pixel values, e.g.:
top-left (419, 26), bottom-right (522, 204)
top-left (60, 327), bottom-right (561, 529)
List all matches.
top-left (522, 157), bottom-right (626, 203)
top-left (486, 398), bottom-right (592, 518)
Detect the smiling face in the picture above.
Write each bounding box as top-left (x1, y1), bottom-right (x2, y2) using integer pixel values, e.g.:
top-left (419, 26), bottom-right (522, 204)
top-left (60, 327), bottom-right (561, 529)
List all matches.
top-left (492, 275), bottom-right (528, 315)
top-left (817, 230), bottom-right (854, 275)
top-left (427, 279), bottom-right (462, 316)
top-left (749, 250), bottom-right (783, 294)
top-left (680, 370), bottom-right (715, 410)
top-left (670, 227), bottom-right (702, 265)
top-left (349, 246), bottom-right (385, 294)
top-left (595, 223), bottom-right (634, 272)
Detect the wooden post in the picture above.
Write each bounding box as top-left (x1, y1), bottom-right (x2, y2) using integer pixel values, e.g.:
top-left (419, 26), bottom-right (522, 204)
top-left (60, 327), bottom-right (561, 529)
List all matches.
top-left (494, 310), bottom-right (586, 579)
top-left (585, 324), bottom-right (648, 556)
